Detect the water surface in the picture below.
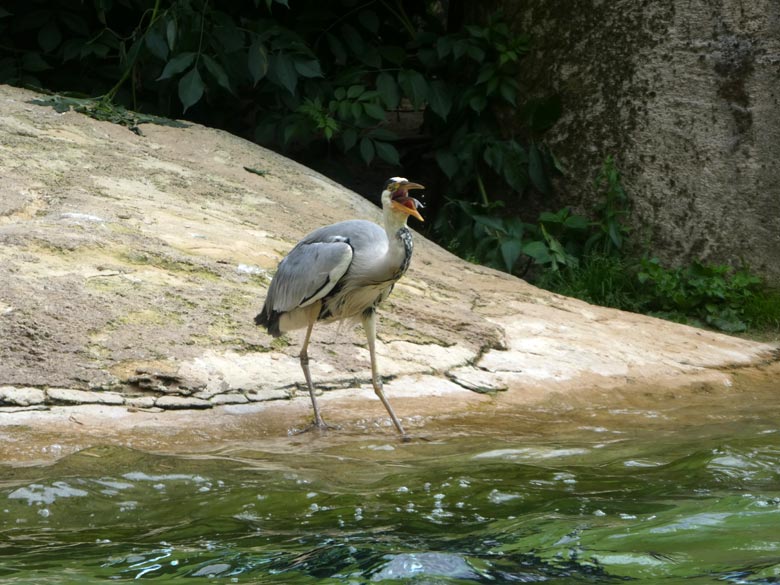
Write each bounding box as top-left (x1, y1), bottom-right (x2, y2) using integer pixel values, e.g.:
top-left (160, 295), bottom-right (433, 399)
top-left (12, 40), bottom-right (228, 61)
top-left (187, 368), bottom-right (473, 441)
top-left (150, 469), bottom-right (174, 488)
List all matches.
top-left (2, 380), bottom-right (779, 583)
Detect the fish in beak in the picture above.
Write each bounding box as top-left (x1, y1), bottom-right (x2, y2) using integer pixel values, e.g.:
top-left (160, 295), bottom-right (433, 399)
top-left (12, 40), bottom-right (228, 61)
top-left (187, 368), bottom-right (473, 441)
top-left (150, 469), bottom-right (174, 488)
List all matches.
top-left (390, 181), bottom-right (425, 222)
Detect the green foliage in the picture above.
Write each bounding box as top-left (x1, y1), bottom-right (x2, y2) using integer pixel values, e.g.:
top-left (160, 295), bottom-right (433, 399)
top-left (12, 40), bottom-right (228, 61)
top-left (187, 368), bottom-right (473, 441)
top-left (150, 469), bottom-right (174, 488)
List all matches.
top-left (0, 0), bottom-right (559, 185)
top-left (637, 258), bottom-right (764, 332)
top-left (536, 254), bottom-right (646, 312)
top-left (435, 198), bottom-right (589, 274)
top-left (30, 93), bottom-right (187, 133)
top-left (449, 153), bottom-right (778, 335)
top-left (586, 155), bottom-right (630, 256)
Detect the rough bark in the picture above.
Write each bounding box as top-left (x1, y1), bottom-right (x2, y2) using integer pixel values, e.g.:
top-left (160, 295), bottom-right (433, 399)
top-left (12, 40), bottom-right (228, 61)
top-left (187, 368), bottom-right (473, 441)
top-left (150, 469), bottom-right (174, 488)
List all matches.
top-left (513, 0), bottom-right (780, 282)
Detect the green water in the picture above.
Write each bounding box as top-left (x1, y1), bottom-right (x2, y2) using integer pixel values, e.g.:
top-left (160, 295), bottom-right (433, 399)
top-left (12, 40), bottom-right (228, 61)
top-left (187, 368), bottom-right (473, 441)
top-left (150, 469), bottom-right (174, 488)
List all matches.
top-left (2, 397), bottom-right (780, 583)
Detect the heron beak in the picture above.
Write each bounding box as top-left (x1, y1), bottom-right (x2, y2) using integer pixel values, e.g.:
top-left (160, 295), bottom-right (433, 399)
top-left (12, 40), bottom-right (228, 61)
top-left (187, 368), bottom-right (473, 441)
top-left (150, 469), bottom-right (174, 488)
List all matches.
top-left (391, 182), bottom-right (425, 222)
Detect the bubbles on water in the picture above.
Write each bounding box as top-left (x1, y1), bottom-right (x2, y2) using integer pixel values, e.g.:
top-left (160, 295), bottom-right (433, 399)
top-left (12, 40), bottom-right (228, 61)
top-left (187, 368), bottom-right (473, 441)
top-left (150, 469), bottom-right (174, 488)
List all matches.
top-left (371, 552), bottom-right (480, 581)
top-left (649, 512), bottom-right (731, 533)
top-left (122, 472), bottom-right (208, 483)
top-left (624, 459), bottom-right (661, 468)
top-left (488, 489), bottom-right (522, 504)
top-left (472, 447), bottom-right (590, 461)
top-left (8, 481), bottom-right (89, 505)
top-left (118, 501), bottom-right (137, 512)
top-left (192, 563), bottom-right (232, 577)
top-left (365, 443), bottom-right (395, 451)
top-left (553, 472), bottom-right (577, 485)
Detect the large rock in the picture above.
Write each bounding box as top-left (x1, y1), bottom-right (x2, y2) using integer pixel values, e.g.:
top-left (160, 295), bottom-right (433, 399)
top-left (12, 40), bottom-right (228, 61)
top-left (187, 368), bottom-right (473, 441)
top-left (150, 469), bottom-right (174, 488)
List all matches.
top-left (517, 0), bottom-right (780, 282)
top-left (0, 84), bottom-right (775, 427)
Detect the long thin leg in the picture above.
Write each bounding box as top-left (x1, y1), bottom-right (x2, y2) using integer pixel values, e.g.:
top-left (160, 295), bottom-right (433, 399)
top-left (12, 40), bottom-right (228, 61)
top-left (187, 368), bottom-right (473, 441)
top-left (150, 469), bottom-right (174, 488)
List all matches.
top-left (299, 318), bottom-right (327, 429)
top-left (362, 310), bottom-right (407, 437)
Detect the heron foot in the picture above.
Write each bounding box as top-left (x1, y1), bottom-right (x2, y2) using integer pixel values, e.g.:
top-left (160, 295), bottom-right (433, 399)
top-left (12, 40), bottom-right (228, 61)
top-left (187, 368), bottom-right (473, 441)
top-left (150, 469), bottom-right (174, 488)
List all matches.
top-left (399, 434), bottom-right (430, 443)
top-left (291, 419), bottom-right (341, 435)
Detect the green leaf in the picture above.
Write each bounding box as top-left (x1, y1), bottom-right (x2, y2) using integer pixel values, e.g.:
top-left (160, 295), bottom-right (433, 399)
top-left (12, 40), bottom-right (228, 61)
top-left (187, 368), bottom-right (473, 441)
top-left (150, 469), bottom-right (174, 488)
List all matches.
top-left (37, 20), bottom-right (62, 53)
top-left (269, 52), bottom-right (297, 94)
top-left (145, 27), bottom-right (168, 60)
top-left (499, 79), bottom-right (517, 105)
top-left (476, 65), bottom-right (496, 85)
top-left (375, 141), bottom-right (400, 166)
top-left (358, 10), bottom-right (379, 33)
top-left (452, 39), bottom-right (469, 60)
top-left (347, 84), bottom-right (365, 99)
top-left (564, 214), bottom-right (590, 230)
top-left (124, 38), bottom-right (143, 68)
top-left (203, 54), bottom-right (231, 92)
top-left (363, 102), bottom-right (386, 121)
top-left (294, 58), bottom-right (322, 78)
top-left (157, 52), bottom-right (195, 80)
top-left (341, 24), bottom-right (364, 56)
top-left (539, 210), bottom-right (563, 224)
top-left (529, 143), bottom-right (550, 194)
top-left (468, 94), bottom-right (487, 112)
top-left (376, 72), bottom-right (399, 109)
top-left (248, 40), bottom-right (269, 85)
top-left (398, 69), bottom-right (427, 109)
top-left (523, 240), bottom-right (552, 264)
top-left (505, 217), bottom-right (525, 239)
top-left (359, 46), bottom-right (382, 68)
top-left (473, 215), bottom-right (505, 232)
top-left (436, 36), bottom-right (453, 59)
top-left (166, 19), bottom-right (177, 51)
top-left (62, 38), bottom-right (83, 62)
top-left (178, 67), bottom-right (204, 113)
top-left (379, 45), bottom-right (406, 65)
top-left (467, 44), bottom-right (485, 62)
top-left (435, 150), bottom-right (459, 179)
top-left (337, 100), bottom-right (350, 120)
top-left (326, 33), bottom-right (347, 65)
top-left (427, 80), bottom-right (452, 120)
top-left (341, 128), bottom-right (358, 151)
top-left (360, 136), bottom-right (375, 165)
top-left (483, 144), bottom-right (505, 173)
top-left (500, 239), bottom-right (523, 272)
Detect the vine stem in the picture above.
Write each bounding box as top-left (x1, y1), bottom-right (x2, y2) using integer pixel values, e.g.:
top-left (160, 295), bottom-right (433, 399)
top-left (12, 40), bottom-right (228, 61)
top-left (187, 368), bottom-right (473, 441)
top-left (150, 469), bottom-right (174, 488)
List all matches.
top-left (476, 172), bottom-right (489, 207)
top-left (102, 0), bottom-right (162, 104)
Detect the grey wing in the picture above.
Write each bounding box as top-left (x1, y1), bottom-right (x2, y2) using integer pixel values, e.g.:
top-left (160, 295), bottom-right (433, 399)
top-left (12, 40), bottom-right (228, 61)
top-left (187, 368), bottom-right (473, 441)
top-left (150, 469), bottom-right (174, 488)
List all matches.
top-left (267, 237), bottom-right (353, 313)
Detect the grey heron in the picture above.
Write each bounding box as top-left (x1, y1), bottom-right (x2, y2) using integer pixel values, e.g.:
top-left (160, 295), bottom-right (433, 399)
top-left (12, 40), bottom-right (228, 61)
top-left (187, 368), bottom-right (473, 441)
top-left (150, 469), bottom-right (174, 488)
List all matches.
top-left (255, 177), bottom-right (425, 437)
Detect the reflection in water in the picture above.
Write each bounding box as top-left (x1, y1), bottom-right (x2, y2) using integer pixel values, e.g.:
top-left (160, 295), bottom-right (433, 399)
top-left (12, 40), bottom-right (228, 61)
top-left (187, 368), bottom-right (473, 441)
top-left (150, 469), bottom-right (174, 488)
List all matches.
top-left (1, 385), bottom-right (780, 583)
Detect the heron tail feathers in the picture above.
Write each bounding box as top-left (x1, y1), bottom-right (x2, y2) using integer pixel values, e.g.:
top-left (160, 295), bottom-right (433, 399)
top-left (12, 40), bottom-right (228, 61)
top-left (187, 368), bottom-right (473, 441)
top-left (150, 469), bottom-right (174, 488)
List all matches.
top-left (255, 308), bottom-right (282, 338)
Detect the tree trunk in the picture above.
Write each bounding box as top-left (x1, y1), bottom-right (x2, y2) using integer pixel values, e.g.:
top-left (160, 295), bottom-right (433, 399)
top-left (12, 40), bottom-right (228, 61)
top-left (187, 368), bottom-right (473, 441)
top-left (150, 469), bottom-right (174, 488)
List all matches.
top-left (511, 0), bottom-right (780, 282)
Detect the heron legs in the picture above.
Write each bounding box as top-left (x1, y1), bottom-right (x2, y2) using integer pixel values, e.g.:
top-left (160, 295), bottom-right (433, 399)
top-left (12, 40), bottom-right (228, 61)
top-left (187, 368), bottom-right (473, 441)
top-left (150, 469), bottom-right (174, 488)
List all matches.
top-left (362, 310), bottom-right (407, 437)
top-left (299, 319), bottom-right (329, 429)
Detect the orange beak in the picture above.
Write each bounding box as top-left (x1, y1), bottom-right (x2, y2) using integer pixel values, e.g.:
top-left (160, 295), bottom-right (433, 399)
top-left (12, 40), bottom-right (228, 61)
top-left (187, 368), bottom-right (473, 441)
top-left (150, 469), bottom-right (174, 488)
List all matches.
top-left (391, 182), bottom-right (425, 222)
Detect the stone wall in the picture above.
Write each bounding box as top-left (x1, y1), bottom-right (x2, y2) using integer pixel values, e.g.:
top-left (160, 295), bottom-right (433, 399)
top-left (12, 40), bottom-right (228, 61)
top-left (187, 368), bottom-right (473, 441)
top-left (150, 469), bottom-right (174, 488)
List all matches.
top-left (516, 0), bottom-right (780, 282)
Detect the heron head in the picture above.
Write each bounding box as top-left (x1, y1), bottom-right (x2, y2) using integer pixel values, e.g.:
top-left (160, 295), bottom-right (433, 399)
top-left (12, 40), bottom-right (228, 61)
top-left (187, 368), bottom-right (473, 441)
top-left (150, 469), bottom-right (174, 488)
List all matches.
top-left (382, 177), bottom-right (425, 222)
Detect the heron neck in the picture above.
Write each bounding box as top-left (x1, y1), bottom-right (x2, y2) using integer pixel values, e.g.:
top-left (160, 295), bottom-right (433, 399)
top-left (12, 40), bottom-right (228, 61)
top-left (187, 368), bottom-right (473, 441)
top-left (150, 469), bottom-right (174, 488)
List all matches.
top-left (382, 207), bottom-right (409, 237)
top-left (380, 208), bottom-right (413, 275)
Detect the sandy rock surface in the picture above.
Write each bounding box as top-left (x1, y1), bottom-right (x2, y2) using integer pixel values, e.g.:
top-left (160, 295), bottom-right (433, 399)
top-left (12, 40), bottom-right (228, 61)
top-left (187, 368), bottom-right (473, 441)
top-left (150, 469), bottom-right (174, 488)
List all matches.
top-left (0, 85), bottom-right (777, 459)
